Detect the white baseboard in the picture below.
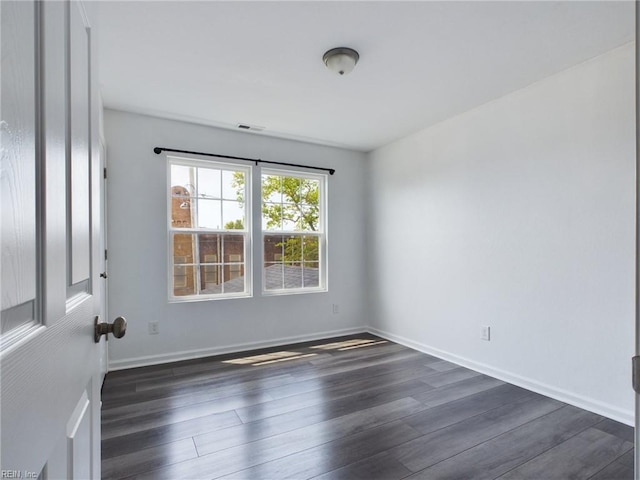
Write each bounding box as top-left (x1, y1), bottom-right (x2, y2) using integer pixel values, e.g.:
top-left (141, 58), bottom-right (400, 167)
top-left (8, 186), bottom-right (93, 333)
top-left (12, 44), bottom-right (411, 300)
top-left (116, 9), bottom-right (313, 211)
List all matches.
top-left (108, 326), bottom-right (368, 371)
top-left (367, 327), bottom-right (634, 426)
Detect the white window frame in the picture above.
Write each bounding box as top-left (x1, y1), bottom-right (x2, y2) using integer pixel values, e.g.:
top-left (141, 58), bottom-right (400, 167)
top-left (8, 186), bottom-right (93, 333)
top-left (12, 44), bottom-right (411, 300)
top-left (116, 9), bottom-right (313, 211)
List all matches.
top-left (261, 169), bottom-right (328, 296)
top-left (167, 156), bottom-right (252, 302)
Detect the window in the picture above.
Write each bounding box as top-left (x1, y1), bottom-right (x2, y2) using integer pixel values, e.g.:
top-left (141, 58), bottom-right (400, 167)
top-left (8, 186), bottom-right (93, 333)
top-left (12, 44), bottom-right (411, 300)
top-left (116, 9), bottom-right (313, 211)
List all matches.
top-left (262, 171), bottom-right (327, 294)
top-left (168, 158), bottom-right (250, 300)
top-left (168, 158), bottom-right (327, 301)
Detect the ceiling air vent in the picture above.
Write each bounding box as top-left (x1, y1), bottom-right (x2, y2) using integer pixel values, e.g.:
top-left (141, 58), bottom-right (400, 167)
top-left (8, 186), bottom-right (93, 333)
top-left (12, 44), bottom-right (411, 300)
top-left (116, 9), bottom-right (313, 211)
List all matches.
top-left (237, 123), bottom-right (265, 132)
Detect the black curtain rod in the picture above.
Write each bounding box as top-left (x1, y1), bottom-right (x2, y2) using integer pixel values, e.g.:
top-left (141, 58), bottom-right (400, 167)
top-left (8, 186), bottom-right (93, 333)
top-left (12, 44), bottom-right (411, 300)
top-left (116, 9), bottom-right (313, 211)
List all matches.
top-left (153, 147), bottom-right (335, 175)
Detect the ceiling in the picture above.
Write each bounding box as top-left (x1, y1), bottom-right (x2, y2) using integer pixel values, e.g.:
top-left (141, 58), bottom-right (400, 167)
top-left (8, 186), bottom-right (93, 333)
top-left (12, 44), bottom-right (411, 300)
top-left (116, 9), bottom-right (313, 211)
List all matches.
top-left (98, 1), bottom-right (634, 152)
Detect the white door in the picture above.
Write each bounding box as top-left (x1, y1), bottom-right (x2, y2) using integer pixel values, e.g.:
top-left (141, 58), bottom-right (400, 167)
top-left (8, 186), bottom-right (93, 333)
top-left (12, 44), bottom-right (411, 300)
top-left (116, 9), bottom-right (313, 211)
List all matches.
top-left (1, 1), bottom-right (108, 478)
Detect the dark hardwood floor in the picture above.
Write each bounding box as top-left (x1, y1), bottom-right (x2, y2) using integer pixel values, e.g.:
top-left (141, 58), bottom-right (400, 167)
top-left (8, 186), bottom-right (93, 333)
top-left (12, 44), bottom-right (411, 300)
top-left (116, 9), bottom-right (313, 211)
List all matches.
top-left (101, 334), bottom-right (634, 480)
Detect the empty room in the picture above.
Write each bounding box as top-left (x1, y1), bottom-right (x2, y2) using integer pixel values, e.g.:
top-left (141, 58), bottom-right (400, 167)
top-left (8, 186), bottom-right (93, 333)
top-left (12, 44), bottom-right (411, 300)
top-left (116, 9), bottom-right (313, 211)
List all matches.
top-left (1, 0), bottom-right (638, 479)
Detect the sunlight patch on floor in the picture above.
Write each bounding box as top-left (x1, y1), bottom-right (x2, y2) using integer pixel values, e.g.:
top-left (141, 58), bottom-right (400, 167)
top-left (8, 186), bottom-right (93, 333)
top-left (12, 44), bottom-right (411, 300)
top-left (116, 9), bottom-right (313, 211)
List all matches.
top-left (223, 350), bottom-right (318, 366)
top-left (223, 351), bottom-right (302, 365)
top-left (338, 340), bottom-right (388, 351)
top-left (310, 338), bottom-right (387, 350)
top-left (252, 353), bottom-right (318, 366)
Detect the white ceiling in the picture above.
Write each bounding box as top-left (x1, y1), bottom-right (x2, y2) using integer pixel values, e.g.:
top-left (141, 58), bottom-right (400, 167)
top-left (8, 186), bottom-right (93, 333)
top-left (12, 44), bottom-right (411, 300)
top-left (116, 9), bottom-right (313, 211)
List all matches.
top-left (98, 1), bottom-right (634, 152)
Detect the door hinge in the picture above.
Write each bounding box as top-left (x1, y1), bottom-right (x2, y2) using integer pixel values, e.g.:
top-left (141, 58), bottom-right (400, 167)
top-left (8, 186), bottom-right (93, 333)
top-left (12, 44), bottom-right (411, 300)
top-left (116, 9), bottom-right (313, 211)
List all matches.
top-left (104, 249), bottom-right (108, 261)
top-left (632, 356), bottom-right (640, 393)
top-left (103, 167), bottom-right (107, 179)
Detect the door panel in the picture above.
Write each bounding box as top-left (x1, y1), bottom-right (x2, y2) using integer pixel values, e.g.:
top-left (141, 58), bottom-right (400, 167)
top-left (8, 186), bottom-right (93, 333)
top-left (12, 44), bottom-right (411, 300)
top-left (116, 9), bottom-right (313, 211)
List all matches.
top-left (1, 301), bottom-right (98, 473)
top-left (0, 0), bottom-right (38, 341)
top-left (67, 388), bottom-right (92, 479)
top-left (0, 1), bottom-right (103, 477)
top-left (69, 0), bottom-right (91, 286)
top-left (43, 0), bottom-right (68, 325)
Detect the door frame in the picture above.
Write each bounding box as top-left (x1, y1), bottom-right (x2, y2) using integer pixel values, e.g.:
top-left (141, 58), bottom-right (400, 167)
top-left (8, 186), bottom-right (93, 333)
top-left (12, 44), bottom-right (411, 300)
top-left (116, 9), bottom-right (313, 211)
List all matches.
top-left (634, 2), bottom-right (639, 480)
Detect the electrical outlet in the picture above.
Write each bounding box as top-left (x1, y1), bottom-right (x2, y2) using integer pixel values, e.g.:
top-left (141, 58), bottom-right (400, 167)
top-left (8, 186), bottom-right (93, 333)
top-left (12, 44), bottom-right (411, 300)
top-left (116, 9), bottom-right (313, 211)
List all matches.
top-left (332, 304), bottom-right (339, 314)
top-left (149, 321), bottom-right (160, 335)
top-left (481, 325), bottom-right (491, 341)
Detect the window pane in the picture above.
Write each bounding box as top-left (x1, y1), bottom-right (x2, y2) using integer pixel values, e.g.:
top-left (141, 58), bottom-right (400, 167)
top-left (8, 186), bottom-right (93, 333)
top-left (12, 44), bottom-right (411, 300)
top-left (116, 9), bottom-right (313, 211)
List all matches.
top-left (262, 175), bottom-right (282, 203)
top-left (173, 234), bottom-right (195, 263)
top-left (282, 215), bottom-right (296, 231)
top-left (282, 177), bottom-right (301, 205)
top-left (283, 265), bottom-right (303, 289)
top-left (264, 235), bottom-right (284, 263)
top-left (201, 264), bottom-right (220, 292)
top-left (223, 235), bottom-right (244, 263)
top-left (303, 236), bottom-right (319, 262)
top-left (222, 200), bottom-right (244, 229)
top-left (303, 263), bottom-right (320, 288)
top-left (198, 234), bottom-right (221, 264)
top-left (200, 265), bottom-right (246, 294)
top-left (173, 265), bottom-right (188, 288)
top-left (171, 165), bottom-right (194, 195)
top-left (222, 170), bottom-right (242, 200)
top-left (300, 179), bottom-right (320, 205)
top-left (202, 263), bottom-right (220, 285)
top-left (223, 264), bottom-right (245, 293)
top-left (171, 189), bottom-right (193, 228)
top-left (171, 185), bottom-right (191, 198)
top-left (297, 206), bottom-right (319, 231)
top-left (173, 265), bottom-right (195, 296)
top-left (200, 234), bottom-right (221, 292)
top-left (282, 236), bottom-right (303, 265)
top-left (264, 263), bottom-right (283, 291)
top-left (197, 168), bottom-right (221, 199)
top-left (262, 174), bottom-right (320, 234)
top-left (197, 199), bottom-right (222, 229)
top-left (263, 204), bottom-right (283, 231)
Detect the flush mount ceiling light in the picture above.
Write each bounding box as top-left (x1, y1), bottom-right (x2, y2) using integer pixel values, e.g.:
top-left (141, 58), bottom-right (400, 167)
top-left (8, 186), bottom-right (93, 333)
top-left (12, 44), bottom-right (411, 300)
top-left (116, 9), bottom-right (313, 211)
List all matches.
top-left (323, 47), bottom-right (359, 76)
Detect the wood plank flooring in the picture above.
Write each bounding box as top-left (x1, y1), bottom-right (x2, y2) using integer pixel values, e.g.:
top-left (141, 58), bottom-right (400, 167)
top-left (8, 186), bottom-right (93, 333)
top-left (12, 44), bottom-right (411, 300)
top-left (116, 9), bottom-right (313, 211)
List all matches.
top-left (101, 334), bottom-right (634, 480)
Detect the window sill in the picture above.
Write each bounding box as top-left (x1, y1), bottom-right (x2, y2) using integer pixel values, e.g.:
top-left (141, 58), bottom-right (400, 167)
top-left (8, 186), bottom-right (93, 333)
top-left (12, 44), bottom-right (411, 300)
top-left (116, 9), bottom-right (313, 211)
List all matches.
top-left (169, 292), bottom-right (252, 303)
top-left (261, 287), bottom-right (327, 297)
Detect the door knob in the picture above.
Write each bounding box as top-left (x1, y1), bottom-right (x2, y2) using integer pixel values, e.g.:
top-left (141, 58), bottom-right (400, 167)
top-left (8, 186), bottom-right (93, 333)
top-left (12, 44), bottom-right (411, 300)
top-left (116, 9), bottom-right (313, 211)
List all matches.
top-left (94, 316), bottom-right (127, 343)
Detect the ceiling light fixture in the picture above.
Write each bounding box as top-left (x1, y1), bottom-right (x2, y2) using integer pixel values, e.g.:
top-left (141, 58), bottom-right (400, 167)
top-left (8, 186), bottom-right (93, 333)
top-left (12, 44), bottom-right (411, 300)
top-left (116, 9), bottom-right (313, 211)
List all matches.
top-left (323, 47), bottom-right (359, 76)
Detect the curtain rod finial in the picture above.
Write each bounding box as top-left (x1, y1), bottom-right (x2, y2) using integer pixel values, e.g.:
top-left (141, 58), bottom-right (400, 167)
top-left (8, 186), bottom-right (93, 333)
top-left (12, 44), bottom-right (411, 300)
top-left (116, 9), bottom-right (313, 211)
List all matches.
top-left (153, 147), bottom-right (162, 154)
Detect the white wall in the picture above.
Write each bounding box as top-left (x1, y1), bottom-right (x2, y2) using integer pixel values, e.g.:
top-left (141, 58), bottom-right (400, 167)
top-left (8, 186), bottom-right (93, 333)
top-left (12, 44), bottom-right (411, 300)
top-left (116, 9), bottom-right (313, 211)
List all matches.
top-left (105, 110), bottom-right (367, 369)
top-left (367, 43), bottom-right (636, 424)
